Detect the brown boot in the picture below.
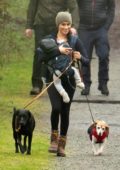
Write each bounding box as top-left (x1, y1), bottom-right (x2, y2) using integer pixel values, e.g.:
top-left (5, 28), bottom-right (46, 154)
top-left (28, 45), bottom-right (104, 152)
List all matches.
top-left (57, 136), bottom-right (66, 157)
top-left (48, 130), bottom-right (58, 153)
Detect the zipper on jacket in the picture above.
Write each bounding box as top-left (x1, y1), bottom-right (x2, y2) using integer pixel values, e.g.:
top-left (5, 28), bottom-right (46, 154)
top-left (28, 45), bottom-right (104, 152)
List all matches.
top-left (91, 0), bottom-right (96, 28)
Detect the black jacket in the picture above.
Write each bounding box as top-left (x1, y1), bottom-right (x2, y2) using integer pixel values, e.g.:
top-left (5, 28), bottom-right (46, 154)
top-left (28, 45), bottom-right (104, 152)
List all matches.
top-left (39, 33), bottom-right (89, 66)
top-left (38, 33), bottom-right (89, 80)
top-left (77, 0), bottom-right (115, 30)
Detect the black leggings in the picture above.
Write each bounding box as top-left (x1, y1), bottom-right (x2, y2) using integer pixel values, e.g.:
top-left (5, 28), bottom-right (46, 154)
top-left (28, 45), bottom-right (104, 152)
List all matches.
top-left (47, 76), bottom-right (75, 136)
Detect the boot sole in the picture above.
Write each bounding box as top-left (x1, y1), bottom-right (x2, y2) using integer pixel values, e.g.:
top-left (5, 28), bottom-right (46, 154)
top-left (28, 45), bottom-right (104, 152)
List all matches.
top-left (49, 151), bottom-right (57, 153)
top-left (81, 88), bottom-right (90, 95)
top-left (57, 152), bottom-right (66, 157)
top-left (98, 87), bottom-right (109, 96)
top-left (81, 91), bottom-right (90, 95)
top-left (48, 149), bottom-right (57, 153)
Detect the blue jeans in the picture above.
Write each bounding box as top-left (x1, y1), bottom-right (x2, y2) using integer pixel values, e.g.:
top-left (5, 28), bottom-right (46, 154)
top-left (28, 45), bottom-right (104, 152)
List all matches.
top-left (78, 27), bottom-right (110, 87)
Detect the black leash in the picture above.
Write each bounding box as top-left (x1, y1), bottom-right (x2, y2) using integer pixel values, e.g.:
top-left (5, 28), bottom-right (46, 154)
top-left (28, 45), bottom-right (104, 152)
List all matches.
top-left (77, 60), bottom-right (95, 123)
top-left (85, 95), bottom-right (95, 123)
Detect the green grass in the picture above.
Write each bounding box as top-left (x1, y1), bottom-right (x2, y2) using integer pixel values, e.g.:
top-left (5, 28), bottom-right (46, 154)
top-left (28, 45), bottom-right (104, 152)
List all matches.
top-left (0, 0), bottom-right (33, 66)
top-left (8, 0), bottom-right (29, 19)
top-left (0, 54), bottom-right (54, 170)
top-left (0, 1), bottom-right (55, 169)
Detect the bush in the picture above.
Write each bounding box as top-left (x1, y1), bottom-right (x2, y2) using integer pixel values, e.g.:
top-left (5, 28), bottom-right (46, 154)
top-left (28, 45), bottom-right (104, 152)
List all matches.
top-left (0, 0), bottom-right (33, 66)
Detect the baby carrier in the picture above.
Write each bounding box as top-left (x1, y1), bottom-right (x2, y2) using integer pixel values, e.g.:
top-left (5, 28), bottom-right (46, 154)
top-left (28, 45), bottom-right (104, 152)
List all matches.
top-left (37, 35), bottom-right (77, 75)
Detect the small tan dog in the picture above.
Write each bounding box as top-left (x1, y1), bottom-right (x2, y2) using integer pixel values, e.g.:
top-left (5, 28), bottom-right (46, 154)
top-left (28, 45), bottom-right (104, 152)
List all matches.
top-left (88, 120), bottom-right (109, 156)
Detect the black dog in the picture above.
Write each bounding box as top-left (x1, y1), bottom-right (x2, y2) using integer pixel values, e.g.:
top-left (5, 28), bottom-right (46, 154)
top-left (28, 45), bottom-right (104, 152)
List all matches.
top-left (12, 108), bottom-right (35, 155)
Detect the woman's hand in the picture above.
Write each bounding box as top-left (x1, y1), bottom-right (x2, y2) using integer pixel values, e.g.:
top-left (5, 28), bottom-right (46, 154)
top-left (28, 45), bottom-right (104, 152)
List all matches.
top-left (73, 51), bottom-right (81, 60)
top-left (59, 45), bottom-right (72, 55)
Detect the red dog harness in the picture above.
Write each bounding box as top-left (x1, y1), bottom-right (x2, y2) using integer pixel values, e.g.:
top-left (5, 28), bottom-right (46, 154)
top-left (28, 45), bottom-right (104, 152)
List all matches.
top-left (89, 127), bottom-right (108, 143)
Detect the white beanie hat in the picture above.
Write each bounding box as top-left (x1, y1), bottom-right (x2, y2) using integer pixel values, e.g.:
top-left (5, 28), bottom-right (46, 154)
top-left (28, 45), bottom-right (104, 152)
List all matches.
top-left (55, 11), bottom-right (72, 27)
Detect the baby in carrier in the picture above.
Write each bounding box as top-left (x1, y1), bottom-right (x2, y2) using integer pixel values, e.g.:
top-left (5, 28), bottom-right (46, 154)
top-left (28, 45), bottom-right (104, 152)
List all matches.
top-left (53, 41), bottom-right (84, 103)
top-left (38, 37), bottom-right (85, 103)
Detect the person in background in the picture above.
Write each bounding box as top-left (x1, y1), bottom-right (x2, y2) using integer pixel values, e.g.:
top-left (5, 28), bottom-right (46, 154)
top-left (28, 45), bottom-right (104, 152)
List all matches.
top-left (40, 11), bottom-right (88, 157)
top-left (25, 0), bottom-right (79, 95)
top-left (76, 0), bottom-right (115, 95)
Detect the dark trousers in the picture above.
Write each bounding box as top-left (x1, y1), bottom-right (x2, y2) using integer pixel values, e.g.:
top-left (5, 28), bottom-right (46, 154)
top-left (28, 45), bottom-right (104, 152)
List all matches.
top-left (47, 76), bottom-right (75, 136)
top-left (32, 25), bottom-right (56, 89)
top-left (78, 27), bottom-right (110, 87)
